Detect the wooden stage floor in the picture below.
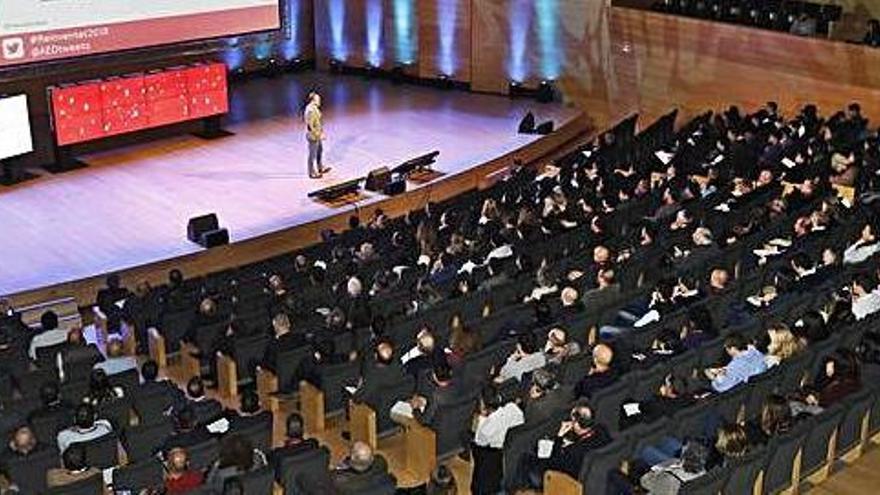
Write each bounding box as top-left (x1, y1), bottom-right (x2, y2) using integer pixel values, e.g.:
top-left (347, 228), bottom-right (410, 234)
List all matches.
top-left (0, 72), bottom-right (579, 297)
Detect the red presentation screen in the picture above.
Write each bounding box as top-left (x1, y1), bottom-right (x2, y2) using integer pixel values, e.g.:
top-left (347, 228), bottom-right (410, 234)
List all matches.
top-left (51, 63), bottom-right (229, 146)
top-left (0, 1), bottom-right (280, 68)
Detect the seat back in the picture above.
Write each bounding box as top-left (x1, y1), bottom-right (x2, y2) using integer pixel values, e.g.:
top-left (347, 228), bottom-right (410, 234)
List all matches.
top-left (75, 431), bottom-right (119, 469)
top-left (722, 448), bottom-right (767, 495)
top-left (679, 465), bottom-right (731, 495)
top-left (123, 419), bottom-right (174, 462)
top-left (232, 417), bottom-right (274, 454)
top-left (31, 410), bottom-right (73, 446)
top-left (35, 342), bottom-right (68, 369)
top-left (580, 437), bottom-right (629, 495)
top-left (762, 420), bottom-right (811, 494)
top-left (188, 438), bottom-right (221, 471)
top-left (801, 405), bottom-right (843, 477)
top-left (837, 389), bottom-right (872, 454)
top-left (108, 368), bottom-right (141, 394)
top-left (368, 375), bottom-right (415, 435)
top-left (132, 387), bottom-right (176, 424)
top-left (275, 346), bottom-right (314, 392)
top-left (97, 396), bottom-right (134, 430)
top-left (235, 335), bottom-right (271, 382)
top-left (279, 446), bottom-right (332, 493)
top-left (743, 366), bottom-right (782, 420)
top-left (591, 376), bottom-right (633, 434)
top-left (502, 411), bottom-right (567, 491)
top-left (318, 361), bottom-right (361, 415)
top-left (237, 465), bottom-right (274, 495)
top-left (112, 459), bottom-right (164, 493)
top-left (45, 473), bottom-right (104, 495)
top-left (17, 368), bottom-right (58, 399)
top-left (434, 393), bottom-right (478, 458)
top-left (458, 342), bottom-right (515, 390)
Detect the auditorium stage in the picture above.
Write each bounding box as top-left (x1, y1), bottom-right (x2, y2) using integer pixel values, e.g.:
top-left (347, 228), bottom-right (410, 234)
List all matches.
top-left (0, 72), bottom-right (582, 301)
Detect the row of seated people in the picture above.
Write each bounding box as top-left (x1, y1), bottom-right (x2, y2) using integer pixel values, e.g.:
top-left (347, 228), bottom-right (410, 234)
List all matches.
top-left (0, 348), bottom-right (407, 495)
top-left (2, 98), bottom-right (878, 493)
top-left (649, 0), bottom-right (843, 37)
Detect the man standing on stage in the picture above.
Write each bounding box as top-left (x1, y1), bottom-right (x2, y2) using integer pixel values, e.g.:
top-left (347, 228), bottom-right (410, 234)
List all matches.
top-left (304, 92), bottom-right (330, 179)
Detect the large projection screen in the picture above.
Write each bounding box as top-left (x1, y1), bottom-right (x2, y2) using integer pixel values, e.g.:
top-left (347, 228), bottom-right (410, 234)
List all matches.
top-left (0, 95), bottom-right (34, 160)
top-left (0, 0), bottom-right (280, 68)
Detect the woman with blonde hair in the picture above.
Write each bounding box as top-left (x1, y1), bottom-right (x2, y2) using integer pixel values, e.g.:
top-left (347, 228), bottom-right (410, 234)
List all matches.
top-left (765, 322), bottom-right (805, 367)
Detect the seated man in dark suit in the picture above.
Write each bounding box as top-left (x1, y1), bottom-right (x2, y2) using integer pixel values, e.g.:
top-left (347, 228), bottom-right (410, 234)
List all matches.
top-left (137, 360), bottom-right (185, 406)
top-left (331, 441), bottom-right (395, 495)
top-left (620, 373), bottom-right (695, 430)
top-left (412, 361), bottom-right (457, 428)
top-left (260, 312), bottom-right (307, 374)
top-left (27, 382), bottom-right (73, 436)
top-left (226, 391), bottom-right (272, 434)
top-left (161, 406), bottom-right (213, 456)
top-left (271, 413), bottom-right (319, 480)
top-left (574, 343), bottom-right (618, 399)
top-left (95, 274), bottom-right (131, 318)
top-left (181, 377), bottom-right (222, 426)
top-left (521, 369), bottom-right (571, 426)
top-left (517, 401), bottom-right (612, 489)
top-left (352, 339), bottom-right (407, 406)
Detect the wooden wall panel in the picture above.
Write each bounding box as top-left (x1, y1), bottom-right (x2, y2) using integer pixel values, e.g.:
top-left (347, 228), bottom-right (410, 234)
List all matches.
top-left (590, 7), bottom-right (880, 125)
top-left (313, 0), bottom-right (369, 69)
top-left (471, 1), bottom-right (880, 129)
top-left (417, 0), bottom-right (472, 82)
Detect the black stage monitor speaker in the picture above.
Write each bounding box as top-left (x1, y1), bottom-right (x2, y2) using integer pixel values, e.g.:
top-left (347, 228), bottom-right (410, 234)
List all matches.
top-left (383, 179), bottom-right (406, 196)
top-left (391, 151), bottom-right (440, 177)
top-left (518, 112), bottom-right (536, 134)
top-left (365, 167), bottom-right (391, 192)
top-left (535, 121), bottom-right (555, 135)
top-left (187, 214), bottom-right (219, 243)
top-left (308, 178), bottom-right (363, 202)
top-left (201, 228), bottom-right (229, 248)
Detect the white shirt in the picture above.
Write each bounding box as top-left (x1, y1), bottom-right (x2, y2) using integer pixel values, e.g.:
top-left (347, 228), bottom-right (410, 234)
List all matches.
top-left (844, 241), bottom-right (880, 265)
top-left (852, 289), bottom-right (880, 321)
top-left (57, 420), bottom-right (113, 453)
top-left (474, 403), bottom-right (525, 449)
top-left (29, 328), bottom-right (68, 360)
top-left (497, 352), bottom-right (546, 382)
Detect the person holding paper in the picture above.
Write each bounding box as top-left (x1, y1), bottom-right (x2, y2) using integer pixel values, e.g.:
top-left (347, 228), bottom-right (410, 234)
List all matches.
top-left (515, 402), bottom-right (611, 489)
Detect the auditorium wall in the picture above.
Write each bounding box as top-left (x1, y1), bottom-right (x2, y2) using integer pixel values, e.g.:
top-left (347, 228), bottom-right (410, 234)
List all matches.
top-left (469, 1), bottom-right (880, 129)
top-left (310, 0), bottom-right (471, 80)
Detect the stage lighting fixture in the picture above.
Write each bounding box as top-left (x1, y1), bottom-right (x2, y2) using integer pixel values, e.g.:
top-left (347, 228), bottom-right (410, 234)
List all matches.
top-left (264, 58), bottom-right (283, 78)
top-left (537, 80), bottom-right (556, 103)
top-left (390, 65), bottom-right (406, 85)
top-left (438, 74), bottom-right (454, 89)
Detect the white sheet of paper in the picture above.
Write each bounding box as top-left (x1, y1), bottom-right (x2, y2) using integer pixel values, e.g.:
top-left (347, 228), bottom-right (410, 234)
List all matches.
top-left (537, 439), bottom-right (554, 459)
top-left (206, 418), bottom-right (230, 434)
top-left (391, 401), bottom-right (414, 419)
top-left (623, 402), bottom-right (641, 416)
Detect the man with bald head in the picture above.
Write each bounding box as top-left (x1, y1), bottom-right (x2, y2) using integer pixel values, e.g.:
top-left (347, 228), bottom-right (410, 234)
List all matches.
top-left (332, 441), bottom-right (394, 494)
top-left (574, 343), bottom-right (618, 399)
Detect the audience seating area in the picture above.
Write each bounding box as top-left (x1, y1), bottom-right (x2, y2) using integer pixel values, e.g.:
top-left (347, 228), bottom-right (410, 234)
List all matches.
top-left (1, 97), bottom-right (880, 495)
top-left (650, 0), bottom-right (843, 36)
